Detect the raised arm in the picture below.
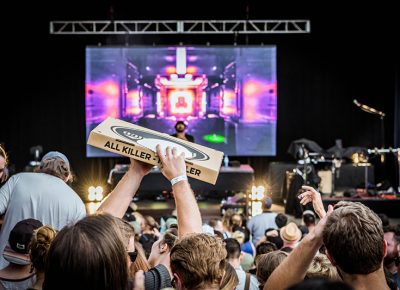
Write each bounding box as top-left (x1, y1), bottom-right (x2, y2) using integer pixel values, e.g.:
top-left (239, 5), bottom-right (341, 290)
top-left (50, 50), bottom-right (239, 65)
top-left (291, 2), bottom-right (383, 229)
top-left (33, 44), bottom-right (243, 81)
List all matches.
top-left (156, 145), bottom-right (202, 237)
top-left (97, 160), bottom-right (152, 218)
top-left (264, 205), bottom-right (333, 290)
top-left (298, 185), bottom-right (326, 219)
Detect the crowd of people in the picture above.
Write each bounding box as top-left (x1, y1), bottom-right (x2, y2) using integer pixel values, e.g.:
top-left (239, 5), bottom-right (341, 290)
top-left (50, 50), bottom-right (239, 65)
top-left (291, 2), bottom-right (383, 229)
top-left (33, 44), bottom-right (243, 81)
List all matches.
top-left (0, 143), bottom-right (399, 290)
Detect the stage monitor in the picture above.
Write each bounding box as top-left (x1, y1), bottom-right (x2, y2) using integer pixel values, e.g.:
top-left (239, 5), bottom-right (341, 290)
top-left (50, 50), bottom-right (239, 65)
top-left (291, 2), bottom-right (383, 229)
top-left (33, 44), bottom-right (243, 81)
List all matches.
top-left (86, 46), bottom-right (277, 157)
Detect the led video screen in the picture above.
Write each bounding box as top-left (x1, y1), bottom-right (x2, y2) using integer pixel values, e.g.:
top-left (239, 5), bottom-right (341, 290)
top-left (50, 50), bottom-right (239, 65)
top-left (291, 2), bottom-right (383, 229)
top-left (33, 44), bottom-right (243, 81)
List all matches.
top-left (86, 46), bottom-right (277, 157)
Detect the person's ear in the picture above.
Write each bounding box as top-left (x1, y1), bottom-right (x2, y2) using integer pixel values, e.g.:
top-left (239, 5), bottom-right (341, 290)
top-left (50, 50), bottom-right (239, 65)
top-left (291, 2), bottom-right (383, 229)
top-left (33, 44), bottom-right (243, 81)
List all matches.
top-left (159, 242), bottom-right (168, 254)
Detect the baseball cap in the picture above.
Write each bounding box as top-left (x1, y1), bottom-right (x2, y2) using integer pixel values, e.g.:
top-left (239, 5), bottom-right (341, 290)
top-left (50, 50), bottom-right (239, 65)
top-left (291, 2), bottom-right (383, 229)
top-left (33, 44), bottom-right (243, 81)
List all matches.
top-left (264, 197), bottom-right (273, 209)
top-left (41, 151), bottom-right (70, 170)
top-left (4, 218), bottom-right (43, 265)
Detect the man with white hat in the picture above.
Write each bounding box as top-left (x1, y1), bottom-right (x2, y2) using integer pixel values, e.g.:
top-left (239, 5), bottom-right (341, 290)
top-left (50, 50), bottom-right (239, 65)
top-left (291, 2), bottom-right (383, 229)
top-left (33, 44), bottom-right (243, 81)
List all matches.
top-left (0, 151), bottom-right (86, 268)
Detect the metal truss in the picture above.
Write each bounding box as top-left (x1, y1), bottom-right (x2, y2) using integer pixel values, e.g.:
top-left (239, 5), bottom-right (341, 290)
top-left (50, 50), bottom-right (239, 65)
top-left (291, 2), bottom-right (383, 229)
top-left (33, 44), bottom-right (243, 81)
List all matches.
top-left (50, 20), bottom-right (310, 35)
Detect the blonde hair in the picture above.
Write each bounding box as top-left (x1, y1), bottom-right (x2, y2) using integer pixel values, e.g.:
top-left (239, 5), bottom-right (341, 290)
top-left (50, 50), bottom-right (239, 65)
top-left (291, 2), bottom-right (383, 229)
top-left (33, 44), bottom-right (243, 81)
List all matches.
top-left (256, 251), bottom-right (288, 289)
top-left (306, 253), bottom-right (339, 280)
top-left (171, 233), bottom-right (227, 289)
top-left (29, 225), bottom-right (57, 272)
top-left (220, 263), bottom-right (239, 290)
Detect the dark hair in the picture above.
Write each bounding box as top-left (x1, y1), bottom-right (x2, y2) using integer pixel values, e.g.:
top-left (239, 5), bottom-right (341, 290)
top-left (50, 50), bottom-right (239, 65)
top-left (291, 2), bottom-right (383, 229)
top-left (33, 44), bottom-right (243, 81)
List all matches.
top-left (275, 214), bottom-right (288, 228)
top-left (224, 238), bottom-right (241, 260)
top-left (43, 214), bottom-right (129, 290)
top-left (161, 227), bottom-right (179, 249)
top-left (378, 213), bottom-right (390, 227)
top-left (303, 214), bottom-right (316, 226)
top-left (256, 241), bottom-right (278, 257)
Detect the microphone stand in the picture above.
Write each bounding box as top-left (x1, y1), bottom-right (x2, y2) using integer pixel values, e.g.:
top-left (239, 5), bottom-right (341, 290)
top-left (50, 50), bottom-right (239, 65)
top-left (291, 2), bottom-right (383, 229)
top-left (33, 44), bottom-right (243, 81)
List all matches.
top-left (353, 99), bottom-right (386, 162)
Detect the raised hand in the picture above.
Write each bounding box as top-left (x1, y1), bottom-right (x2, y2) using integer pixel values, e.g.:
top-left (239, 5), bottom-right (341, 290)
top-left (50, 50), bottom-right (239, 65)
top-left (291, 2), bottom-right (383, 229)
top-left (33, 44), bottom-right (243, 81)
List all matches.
top-left (156, 145), bottom-right (186, 181)
top-left (129, 158), bottom-right (153, 177)
top-left (298, 185), bottom-right (326, 218)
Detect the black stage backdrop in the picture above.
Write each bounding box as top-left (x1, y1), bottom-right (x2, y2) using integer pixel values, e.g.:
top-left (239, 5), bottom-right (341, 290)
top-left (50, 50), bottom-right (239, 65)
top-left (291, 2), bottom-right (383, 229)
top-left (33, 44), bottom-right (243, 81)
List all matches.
top-left (2, 1), bottom-right (399, 195)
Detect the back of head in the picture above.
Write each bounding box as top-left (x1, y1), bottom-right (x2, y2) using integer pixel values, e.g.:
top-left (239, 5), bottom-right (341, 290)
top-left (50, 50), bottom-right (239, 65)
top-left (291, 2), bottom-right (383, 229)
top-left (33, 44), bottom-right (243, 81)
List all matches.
top-left (220, 263), bottom-right (239, 290)
top-left (5, 218), bottom-right (43, 266)
top-left (306, 254), bottom-right (339, 280)
top-left (275, 213), bottom-right (288, 229)
top-left (29, 225), bottom-right (57, 273)
top-left (9, 219), bottom-right (43, 255)
top-left (323, 201), bottom-right (384, 275)
top-left (302, 210), bottom-right (316, 227)
top-left (170, 233), bottom-right (226, 289)
top-left (263, 197), bottom-right (273, 210)
top-left (256, 251), bottom-right (288, 287)
top-left (224, 238), bottom-right (241, 260)
top-left (38, 151), bottom-right (71, 181)
top-left (256, 241), bottom-right (278, 257)
top-left (43, 214), bottom-right (128, 290)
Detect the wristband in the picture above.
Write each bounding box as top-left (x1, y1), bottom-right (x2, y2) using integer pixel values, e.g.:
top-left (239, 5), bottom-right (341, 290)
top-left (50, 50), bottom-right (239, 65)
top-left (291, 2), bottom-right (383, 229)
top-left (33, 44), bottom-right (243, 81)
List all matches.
top-left (170, 175), bottom-right (187, 186)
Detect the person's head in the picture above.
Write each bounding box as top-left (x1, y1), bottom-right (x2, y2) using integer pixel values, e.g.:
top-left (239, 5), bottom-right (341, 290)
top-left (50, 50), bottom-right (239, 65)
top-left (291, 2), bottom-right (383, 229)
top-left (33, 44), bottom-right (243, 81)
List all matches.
top-left (231, 231), bottom-right (245, 245)
top-left (302, 210), bottom-right (316, 227)
top-left (170, 233), bottom-right (226, 290)
top-left (263, 197), bottom-right (273, 211)
top-left (275, 213), bottom-right (288, 229)
top-left (230, 214), bottom-right (243, 228)
top-left (255, 241), bottom-right (278, 257)
top-left (220, 262), bottom-right (239, 290)
top-left (148, 227), bottom-right (178, 267)
top-left (4, 218), bottom-right (43, 267)
top-left (29, 225), bottom-right (57, 273)
top-left (209, 218), bottom-right (224, 233)
top-left (142, 215), bottom-right (160, 232)
top-left (0, 144), bottom-right (9, 183)
top-left (383, 224), bottom-right (400, 267)
top-left (264, 228), bottom-right (283, 249)
top-left (323, 201), bottom-right (385, 275)
top-left (37, 151), bottom-right (72, 182)
top-left (256, 251), bottom-right (288, 288)
top-left (175, 121), bottom-right (187, 133)
top-left (43, 214), bottom-right (129, 290)
top-left (224, 238), bottom-right (241, 261)
top-left (280, 222), bottom-right (301, 245)
top-left (306, 253), bottom-right (339, 280)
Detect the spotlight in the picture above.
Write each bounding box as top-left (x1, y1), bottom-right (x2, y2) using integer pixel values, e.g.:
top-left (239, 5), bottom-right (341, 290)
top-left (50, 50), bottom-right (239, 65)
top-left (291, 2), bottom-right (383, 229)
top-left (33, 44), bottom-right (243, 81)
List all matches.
top-left (249, 185), bottom-right (266, 217)
top-left (88, 185), bottom-right (104, 202)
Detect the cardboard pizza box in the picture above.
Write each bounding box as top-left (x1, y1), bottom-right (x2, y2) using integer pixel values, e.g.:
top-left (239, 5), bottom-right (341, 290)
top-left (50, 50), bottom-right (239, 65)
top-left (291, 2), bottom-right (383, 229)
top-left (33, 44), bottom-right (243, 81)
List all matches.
top-left (87, 117), bottom-right (224, 184)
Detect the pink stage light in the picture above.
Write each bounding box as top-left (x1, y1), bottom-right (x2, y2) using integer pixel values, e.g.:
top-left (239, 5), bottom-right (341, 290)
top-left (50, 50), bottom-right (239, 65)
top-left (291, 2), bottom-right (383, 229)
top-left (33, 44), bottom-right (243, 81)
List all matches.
top-left (221, 89), bottom-right (237, 116)
top-left (126, 90), bottom-right (142, 115)
top-left (168, 90), bottom-right (194, 115)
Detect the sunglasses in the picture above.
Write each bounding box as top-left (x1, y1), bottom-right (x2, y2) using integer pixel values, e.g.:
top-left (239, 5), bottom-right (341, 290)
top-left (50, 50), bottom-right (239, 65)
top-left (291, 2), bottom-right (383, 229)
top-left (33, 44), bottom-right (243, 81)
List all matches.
top-left (127, 250), bottom-right (138, 263)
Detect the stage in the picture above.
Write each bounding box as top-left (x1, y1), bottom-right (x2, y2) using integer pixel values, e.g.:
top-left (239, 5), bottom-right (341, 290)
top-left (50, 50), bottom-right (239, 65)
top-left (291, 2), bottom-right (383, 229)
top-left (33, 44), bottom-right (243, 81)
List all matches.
top-left (321, 195), bottom-right (400, 218)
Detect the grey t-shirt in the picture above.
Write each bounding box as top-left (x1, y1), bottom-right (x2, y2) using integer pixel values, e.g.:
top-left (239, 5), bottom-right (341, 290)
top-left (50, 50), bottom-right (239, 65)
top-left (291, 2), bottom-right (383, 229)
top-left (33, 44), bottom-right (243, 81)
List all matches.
top-left (0, 172), bottom-right (86, 268)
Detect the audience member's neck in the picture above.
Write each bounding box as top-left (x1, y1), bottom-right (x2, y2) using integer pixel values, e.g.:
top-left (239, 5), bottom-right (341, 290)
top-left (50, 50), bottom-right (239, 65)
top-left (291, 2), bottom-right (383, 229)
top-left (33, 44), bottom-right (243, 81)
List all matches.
top-left (340, 267), bottom-right (389, 290)
top-left (228, 258), bottom-right (241, 269)
top-left (282, 240), bottom-right (297, 249)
